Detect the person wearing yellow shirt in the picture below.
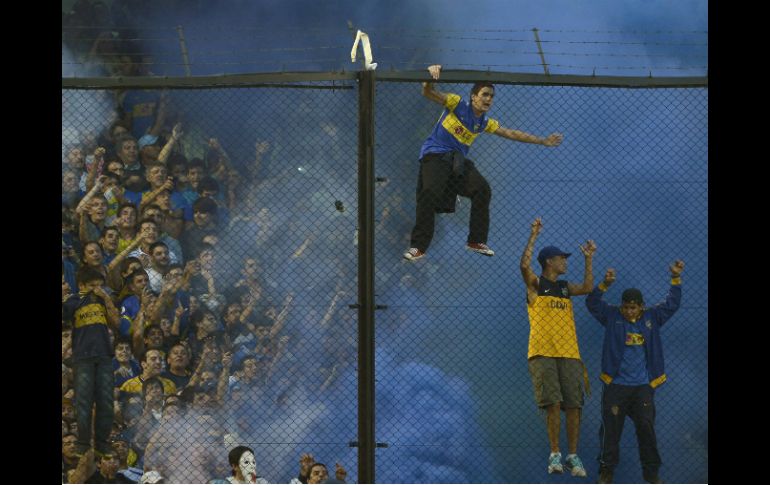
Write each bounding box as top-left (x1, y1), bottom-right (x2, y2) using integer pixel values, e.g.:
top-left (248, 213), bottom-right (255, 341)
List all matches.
top-left (520, 217), bottom-right (596, 478)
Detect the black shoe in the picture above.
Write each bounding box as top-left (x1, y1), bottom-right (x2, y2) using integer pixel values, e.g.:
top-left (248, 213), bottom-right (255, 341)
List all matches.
top-left (598, 468), bottom-right (613, 484)
top-left (644, 475), bottom-right (663, 484)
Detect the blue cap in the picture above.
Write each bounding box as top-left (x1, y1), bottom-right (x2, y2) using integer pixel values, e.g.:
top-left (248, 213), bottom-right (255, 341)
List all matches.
top-left (537, 246), bottom-right (572, 267)
top-left (137, 134), bottom-right (159, 149)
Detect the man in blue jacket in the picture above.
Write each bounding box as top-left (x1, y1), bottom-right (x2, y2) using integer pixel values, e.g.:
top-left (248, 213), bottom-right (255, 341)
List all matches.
top-left (585, 260), bottom-right (684, 484)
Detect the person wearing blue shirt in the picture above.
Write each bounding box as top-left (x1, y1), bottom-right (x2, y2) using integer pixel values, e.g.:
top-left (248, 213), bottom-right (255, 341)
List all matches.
top-left (403, 64), bottom-right (564, 261)
top-left (585, 260), bottom-right (685, 484)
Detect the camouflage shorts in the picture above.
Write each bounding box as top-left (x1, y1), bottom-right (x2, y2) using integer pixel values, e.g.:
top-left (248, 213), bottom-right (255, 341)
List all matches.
top-left (528, 356), bottom-right (585, 409)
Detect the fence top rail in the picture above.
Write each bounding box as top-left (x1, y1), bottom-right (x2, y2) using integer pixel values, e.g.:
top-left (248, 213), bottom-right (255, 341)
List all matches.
top-left (61, 71), bottom-right (359, 89)
top-left (377, 69), bottom-right (707, 88)
top-left (62, 69), bottom-right (707, 89)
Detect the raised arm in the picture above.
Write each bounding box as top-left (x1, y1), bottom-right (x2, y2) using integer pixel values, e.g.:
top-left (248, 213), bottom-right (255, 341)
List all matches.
top-left (651, 260), bottom-right (684, 325)
top-left (148, 90), bottom-right (169, 137)
top-left (149, 278), bottom-right (180, 324)
top-left (68, 449), bottom-right (96, 484)
top-left (520, 218), bottom-right (543, 300)
top-left (215, 350), bottom-right (233, 404)
top-left (421, 64), bottom-right (450, 105)
top-left (268, 292), bottom-right (294, 340)
top-left (250, 140), bottom-right (270, 182)
top-left (335, 463), bottom-right (348, 483)
top-left (186, 355), bottom-right (207, 389)
top-left (567, 240), bottom-right (597, 296)
top-left (106, 235), bottom-right (143, 279)
top-left (492, 127), bottom-right (563, 146)
top-left (93, 286), bottom-right (120, 331)
top-left (207, 137), bottom-right (236, 177)
top-left (76, 175), bottom-right (105, 215)
top-left (157, 122), bottom-right (182, 164)
top-left (266, 335), bottom-right (291, 382)
top-left (318, 289), bottom-right (344, 329)
top-left (77, 177), bottom-right (106, 242)
top-left (170, 300), bottom-right (185, 337)
top-left (292, 234), bottom-right (312, 259)
top-left (131, 290), bottom-right (152, 356)
top-left (585, 268), bottom-right (616, 325)
top-left (84, 147), bottom-right (106, 192)
top-left (139, 176), bottom-right (175, 212)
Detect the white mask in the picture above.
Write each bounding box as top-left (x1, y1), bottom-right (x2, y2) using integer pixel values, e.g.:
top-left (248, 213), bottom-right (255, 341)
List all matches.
top-left (238, 451), bottom-right (257, 483)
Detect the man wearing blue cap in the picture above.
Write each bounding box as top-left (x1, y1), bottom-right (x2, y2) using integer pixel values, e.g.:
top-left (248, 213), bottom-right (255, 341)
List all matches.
top-left (519, 217), bottom-right (596, 478)
top-left (586, 260), bottom-right (684, 484)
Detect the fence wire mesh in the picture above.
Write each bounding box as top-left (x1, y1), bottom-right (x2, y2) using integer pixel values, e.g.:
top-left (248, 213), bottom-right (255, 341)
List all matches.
top-left (61, 75), bottom-right (707, 484)
top-left (372, 81), bottom-right (707, 484)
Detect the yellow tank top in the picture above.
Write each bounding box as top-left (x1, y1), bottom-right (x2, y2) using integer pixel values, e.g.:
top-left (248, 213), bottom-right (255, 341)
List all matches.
top-left (527, 278), bottom-right (581, 359)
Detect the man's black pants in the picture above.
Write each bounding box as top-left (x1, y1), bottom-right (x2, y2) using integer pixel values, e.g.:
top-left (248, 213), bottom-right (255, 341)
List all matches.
top-left (409, 153), bottom-right (491, 252)
top-left (598, 383), bottom-right (661, 480)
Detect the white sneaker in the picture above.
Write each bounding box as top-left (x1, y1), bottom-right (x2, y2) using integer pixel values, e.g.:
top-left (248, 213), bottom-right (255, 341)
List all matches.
top-left (565, 454), bottom-right (587, 477)
top-left (548, 452), bottom-right (563, 474)
top-left (403, 248), bottom-right (425, 261)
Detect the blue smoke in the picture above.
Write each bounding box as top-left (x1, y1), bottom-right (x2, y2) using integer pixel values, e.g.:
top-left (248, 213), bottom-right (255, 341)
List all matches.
top-left (63, 1), bottom-right (707, 482)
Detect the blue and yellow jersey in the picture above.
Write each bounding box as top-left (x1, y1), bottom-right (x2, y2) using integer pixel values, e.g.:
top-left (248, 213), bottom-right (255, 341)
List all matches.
top-left (63, 292), bottom-right (114, 362)
top-left (419, 93), bottom-right (500, 159)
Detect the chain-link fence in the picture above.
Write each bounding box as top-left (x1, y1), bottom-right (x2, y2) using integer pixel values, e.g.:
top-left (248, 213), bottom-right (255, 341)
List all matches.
top-left (61, 72), bottom-right (707, 484)
top-left (372, 79), bottom-right (707, 484)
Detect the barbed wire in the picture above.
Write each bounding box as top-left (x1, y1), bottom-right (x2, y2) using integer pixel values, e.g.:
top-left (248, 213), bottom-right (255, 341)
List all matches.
top-left (368, 28), bottom-right (708, 35)
top-left (63, 31), bottom-right (708, 48)
top-left (372, 34), bottom-right (708, 47)
top-left (547, 63), bottom-right (707, 70)
top-left (402, 61), bottom-right (706, 71)
top-left (62, 25), bottom-right (707, 35)
top-left (63, 60), bottom-right (708, 71)
top-left (63, 25), bottom-right (708, 74)
top-left (63, 58), bottom-right (344, 66)
top-left (61, 25), bottom-right (349, 33)
top-left (377, 46), bottom-right (707, 59)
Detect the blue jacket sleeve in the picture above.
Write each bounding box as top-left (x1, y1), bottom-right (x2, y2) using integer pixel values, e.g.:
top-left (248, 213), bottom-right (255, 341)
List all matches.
top-left (585, 286), bottom-right (612, 326)
top-left (649, 284), bottom-right (682, 327)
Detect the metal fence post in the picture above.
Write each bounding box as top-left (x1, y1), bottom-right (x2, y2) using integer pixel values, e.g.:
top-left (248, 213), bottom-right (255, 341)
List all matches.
top-left (176, 25), bottom-right (192, 77)
top-left (532, 27), bottom-right (550, 76)
top-left (357, 68), bottom-right (376, 484)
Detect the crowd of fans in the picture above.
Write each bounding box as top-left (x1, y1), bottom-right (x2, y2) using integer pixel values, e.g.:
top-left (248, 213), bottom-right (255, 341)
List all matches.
top-left (61, 68), bottom-right (369, 485)
top-left (62, 90), bottom-right (366, 482)
top-left (63, 3), bottom-right (430, 482)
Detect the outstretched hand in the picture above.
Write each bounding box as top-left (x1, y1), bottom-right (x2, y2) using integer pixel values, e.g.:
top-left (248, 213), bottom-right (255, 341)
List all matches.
top-left (427, 64), bottom-right (442, 80)
top-left (530, 217), bottom-right (543, 237)
top-left (579, 240), bottom-right (597, 257)
top-left (171, 123), bottom-right (183, 140)
top-left (542, 133), bottom-right (564, 147)
top-left (670, 259), bottom-right (685, 277)
top-left (299, 453), bottom-right (315, 474)
top-left (602, 268), bottom-right (616, 287)
top-left (335, 463), bottom-right (347, 481)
